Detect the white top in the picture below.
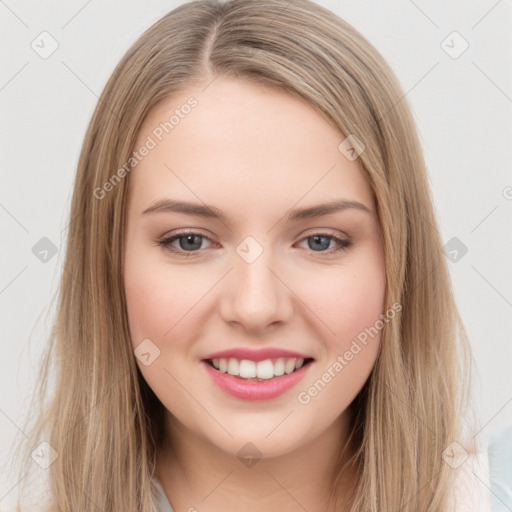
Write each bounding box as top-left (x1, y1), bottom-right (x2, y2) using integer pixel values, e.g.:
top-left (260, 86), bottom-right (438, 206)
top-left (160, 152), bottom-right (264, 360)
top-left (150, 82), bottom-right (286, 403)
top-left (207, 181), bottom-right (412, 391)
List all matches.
top-left (152, 426), bottom-right (512, 512)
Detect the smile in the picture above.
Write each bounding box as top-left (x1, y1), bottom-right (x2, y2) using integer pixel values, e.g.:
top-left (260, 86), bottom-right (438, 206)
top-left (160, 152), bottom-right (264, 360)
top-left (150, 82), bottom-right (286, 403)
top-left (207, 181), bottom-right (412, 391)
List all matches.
top-left (201, 355), bottom-right (314, 401)
top-left (206, 357), bottom-right (313, 380)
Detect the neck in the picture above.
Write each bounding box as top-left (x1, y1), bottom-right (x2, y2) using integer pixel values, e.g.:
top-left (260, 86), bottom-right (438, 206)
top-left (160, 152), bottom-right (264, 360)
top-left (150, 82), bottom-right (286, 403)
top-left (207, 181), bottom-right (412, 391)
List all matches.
top-left (155, 412), bottom-right (357, 512)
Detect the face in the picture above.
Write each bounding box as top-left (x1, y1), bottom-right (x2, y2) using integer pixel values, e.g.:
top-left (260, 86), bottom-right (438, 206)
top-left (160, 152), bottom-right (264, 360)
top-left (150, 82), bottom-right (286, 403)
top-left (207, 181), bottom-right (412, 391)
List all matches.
top-left (123, 77), bottom-right (386, 460)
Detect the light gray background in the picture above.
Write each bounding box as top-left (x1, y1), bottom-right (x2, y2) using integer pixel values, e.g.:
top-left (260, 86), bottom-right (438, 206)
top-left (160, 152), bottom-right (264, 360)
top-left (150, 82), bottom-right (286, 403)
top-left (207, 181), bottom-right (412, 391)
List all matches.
top-left (1, 0), bottom-right (511, 506)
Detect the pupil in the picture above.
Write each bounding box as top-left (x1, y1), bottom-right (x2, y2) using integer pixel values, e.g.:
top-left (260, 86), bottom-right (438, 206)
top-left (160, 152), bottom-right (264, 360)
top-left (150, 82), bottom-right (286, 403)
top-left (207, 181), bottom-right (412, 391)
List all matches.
top-left (180, 234), bottom-right (202, 251)
top-left (309, 235), bottom-right (330, 251)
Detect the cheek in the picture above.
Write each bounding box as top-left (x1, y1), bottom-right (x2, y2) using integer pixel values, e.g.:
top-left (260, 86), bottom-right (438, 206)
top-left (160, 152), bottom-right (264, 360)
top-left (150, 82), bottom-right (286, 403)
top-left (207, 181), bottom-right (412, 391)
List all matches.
top-left (296, 249), bottom-right (386, 345)
top-left (123, 254), bottom-right (212, 410)
top-left (124, 267), bottom-right (172, 346)
top-left (336, 267), bottom-right (386, 339)
top-left (295, 256), bottom-right (386, 415)
top-left (124, 248), bottom-right (211, 347)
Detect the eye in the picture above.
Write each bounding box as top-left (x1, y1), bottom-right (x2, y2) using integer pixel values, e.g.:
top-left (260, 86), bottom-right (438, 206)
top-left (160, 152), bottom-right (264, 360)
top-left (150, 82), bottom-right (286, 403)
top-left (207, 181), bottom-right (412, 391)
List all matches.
top-left (297, 232), bottom-right (352, 255)
top-left (157, 230), bottom-right (214, 255)
top-left (156, 230), bottom-right (352, 256)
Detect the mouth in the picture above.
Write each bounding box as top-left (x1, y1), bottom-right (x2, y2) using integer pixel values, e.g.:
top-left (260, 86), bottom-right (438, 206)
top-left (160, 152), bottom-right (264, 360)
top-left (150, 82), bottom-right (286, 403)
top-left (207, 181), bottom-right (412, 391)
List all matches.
top-left (203, 357), bottom-right (315, 381)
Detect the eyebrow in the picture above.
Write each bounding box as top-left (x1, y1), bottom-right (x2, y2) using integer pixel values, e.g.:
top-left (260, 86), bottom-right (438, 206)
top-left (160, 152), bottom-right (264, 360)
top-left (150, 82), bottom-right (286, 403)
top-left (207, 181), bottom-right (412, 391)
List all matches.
top-left (140, 198), bottom-right (373, 223)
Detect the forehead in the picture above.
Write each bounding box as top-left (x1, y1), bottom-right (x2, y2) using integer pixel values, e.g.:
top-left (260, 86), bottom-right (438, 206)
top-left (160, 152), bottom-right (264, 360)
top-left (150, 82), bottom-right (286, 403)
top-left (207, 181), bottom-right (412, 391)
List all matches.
top-left (129, 78), bottom-right (374, 215)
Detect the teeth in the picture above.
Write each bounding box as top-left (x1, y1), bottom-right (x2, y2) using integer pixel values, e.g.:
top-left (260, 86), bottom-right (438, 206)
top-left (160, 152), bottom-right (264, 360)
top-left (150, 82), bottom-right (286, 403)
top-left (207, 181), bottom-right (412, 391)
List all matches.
top-left (227, 358), bottom-right (239, 375)
top-left (239, 359), bottom-right (256, 378)
top-left (212, 357), bottom-right (309, 380)
top-left (274, 358), bottom-right (285, 376)
top-left (256, 360), bottom-right (274, 380)
top-left (284, 359), bottom-right (296, 374)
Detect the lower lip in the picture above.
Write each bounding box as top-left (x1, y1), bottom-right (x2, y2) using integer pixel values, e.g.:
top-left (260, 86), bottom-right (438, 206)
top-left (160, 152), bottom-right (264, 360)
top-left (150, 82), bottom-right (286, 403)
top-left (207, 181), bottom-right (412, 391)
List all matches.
top-left (202, 360), bottom-right (313, 400)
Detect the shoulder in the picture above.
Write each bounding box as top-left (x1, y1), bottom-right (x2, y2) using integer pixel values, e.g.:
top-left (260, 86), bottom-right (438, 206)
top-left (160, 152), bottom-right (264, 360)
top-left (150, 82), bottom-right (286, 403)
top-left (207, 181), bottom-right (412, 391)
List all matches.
top-left (148, 431), bottom-right (512, 512)
top-left (152, 477), bottom-right (174, 512)
top-left (448, 425), bottom-right (512, 512)
top-left (487, 425), bottom-right (512, 512)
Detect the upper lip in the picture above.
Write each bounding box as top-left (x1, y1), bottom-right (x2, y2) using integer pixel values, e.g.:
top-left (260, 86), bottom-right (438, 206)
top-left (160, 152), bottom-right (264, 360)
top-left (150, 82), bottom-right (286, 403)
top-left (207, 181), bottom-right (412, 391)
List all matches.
top-left (201, 348), bottom-right (314, 362)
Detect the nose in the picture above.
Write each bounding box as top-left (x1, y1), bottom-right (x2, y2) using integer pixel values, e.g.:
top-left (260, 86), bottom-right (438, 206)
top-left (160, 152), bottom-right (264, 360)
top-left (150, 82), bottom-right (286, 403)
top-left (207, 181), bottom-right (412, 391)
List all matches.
top-left (220, 244), bottom-right (294, 333)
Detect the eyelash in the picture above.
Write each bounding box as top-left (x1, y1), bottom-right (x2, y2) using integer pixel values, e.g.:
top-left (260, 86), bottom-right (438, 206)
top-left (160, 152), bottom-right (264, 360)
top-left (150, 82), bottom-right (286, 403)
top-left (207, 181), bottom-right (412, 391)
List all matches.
top-left (156, 230), bottom-right (353, 256)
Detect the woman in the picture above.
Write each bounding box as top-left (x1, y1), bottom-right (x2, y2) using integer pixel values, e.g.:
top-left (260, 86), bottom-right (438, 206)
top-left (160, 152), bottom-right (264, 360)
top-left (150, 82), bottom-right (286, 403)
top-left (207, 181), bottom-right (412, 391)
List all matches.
top-left (12, 0), bottom-right (491, 510)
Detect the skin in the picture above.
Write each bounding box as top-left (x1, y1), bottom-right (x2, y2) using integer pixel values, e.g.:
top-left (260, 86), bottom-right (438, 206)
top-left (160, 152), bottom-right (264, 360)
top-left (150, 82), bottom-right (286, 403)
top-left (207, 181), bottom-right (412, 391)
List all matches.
top-left (123, 77), bottom-right (386, 512)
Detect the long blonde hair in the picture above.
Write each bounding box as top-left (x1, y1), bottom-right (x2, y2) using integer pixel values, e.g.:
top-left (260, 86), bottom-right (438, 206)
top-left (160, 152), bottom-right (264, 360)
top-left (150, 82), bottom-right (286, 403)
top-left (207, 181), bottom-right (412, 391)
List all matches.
top-left (12, 0), bottom-right (472, 510)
